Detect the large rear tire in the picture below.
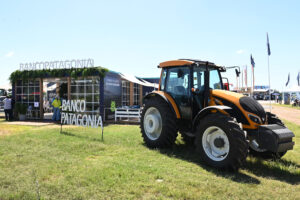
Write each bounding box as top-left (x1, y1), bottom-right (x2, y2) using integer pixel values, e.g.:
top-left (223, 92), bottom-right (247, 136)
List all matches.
top-left (140, 97), bottom-right (178, 148)
top-left (195, 113), bottom-right (248, 171)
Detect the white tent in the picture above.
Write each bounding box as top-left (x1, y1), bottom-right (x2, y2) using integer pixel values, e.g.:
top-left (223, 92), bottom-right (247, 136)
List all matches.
top-left (119, 73), bottom-right (158, 88)
top-left (283, 85), bottom-right (300, 103)
top-left (284, 84), bottom-right (300, 92)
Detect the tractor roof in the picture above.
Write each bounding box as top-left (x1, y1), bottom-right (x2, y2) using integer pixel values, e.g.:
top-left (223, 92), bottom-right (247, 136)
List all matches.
top-left (158, 59), bottom-right (223, 70)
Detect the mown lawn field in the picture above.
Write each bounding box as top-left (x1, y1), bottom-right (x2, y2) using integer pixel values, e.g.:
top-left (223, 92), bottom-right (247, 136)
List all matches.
top-left (273, 103), bottom-right (300, 110)
top-left (0, 119), bottom-right (299, 200)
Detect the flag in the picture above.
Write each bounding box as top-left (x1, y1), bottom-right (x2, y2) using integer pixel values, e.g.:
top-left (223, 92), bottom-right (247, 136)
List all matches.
top-left (250, 54), bottom-right (255, 68)
top-left (297, 72), bottom-right (300, 86)
top-left (286, 73), bottom-right (290, 87)
top-left (235, 69), bottom-right (240, 77)
top-left (267, 33), bottom-right (271, 56)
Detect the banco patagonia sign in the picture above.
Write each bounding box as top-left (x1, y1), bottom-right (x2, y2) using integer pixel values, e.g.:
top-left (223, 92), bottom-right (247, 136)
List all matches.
top-left (61, 100), bottom-right (103, 130)
top-left (20, 58), bottom-right (94, 71)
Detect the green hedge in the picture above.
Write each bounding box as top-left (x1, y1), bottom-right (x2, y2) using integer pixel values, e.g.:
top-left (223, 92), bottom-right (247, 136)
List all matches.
top-left (9, 67), bottom-right (108, 84)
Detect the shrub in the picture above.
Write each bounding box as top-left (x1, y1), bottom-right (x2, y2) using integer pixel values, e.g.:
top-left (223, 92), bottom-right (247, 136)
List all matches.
top-left (9, 67), bottom-right (108, 84)
top-left (14, 103), bottom-right (28, 115)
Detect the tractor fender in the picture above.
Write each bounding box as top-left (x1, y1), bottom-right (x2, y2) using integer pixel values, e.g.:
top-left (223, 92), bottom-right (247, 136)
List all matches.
top-left (192, 105), bottom-right (232, 128)
top-left (143, 91), bottom-right (181, 119)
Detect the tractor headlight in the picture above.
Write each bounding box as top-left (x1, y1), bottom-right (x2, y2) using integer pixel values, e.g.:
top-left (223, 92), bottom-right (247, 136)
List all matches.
top-left (248, 114), bottom-right (261, 124)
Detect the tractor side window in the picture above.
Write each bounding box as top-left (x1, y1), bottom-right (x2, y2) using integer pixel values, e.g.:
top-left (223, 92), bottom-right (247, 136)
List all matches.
top-left (210, 69), bottom-right (222, 89)
top-left (193, 68), bottom-right (205, 91)
top-left (160, 69), bottom-right (167, 91)
top-left (166, 67), bottom-right (190, 96)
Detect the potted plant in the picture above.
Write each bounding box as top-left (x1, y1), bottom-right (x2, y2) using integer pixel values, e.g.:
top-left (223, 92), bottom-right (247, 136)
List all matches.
top-left (15, 103), bottom-right (28, 120)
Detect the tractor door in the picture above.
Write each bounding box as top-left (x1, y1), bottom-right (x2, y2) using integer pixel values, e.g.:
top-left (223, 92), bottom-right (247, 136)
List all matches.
top-left (165, 67), bottom-right (192, 121)
top-left (192, 66), bottom-right (205, 117)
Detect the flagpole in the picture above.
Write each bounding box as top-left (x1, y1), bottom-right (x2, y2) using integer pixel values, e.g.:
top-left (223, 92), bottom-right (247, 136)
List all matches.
top-left (252, 65), bottom-right (255, 97)
top-left (250, 54), bottom-right (255, 97)
top-left (268, 54), bottom-right (271, 112)
top-left (267, 33), bottom-right (272, 112)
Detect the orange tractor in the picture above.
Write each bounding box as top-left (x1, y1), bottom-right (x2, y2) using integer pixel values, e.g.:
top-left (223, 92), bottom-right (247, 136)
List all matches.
top-left (140, 59), bottom-right (295, 170)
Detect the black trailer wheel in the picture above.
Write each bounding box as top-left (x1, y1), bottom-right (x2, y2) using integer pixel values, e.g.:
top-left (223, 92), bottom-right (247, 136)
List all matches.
top-left (140, 97), bottom-right (178, 148)
top-left (195, 113), bottom-right (248, 171)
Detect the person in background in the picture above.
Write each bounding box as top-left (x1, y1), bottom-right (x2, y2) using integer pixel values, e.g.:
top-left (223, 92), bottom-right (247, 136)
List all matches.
top-left (3, 95), bottom-right (12, 121)
top-left (51, 95), bottom-right (61, 121)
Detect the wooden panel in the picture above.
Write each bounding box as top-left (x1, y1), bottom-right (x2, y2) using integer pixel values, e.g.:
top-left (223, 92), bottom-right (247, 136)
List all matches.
top-left (139, 85), bottom-right (143, 106)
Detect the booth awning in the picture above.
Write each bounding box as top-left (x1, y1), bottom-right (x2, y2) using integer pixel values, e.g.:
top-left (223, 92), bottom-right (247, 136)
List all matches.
top-left (119, 73), bottom-right (158, 88)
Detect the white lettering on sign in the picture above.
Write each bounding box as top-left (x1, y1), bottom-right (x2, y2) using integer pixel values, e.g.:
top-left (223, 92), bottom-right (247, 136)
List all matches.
top-left (61, 100), bottom-right (103, 129)
top-left (19, 59), bottom-right (94, 71)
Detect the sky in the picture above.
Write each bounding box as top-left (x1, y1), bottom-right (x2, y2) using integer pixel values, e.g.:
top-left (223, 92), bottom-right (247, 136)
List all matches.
top-left (0, 0), bottom-right (299, 91)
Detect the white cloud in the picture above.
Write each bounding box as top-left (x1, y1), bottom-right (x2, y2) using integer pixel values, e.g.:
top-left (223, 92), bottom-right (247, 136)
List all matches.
top-left (236, 49), bottom-right (245, 54)
top-left (4, 51), bottom-right (14, 57)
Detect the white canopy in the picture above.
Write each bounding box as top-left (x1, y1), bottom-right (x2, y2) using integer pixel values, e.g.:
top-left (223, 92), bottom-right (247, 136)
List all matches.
top-left (254, 89), bottom-right (268, 93)
top-left (284, 85), bottom-right (300, 92)
top-left (119, 73), bottom-right (158, 88)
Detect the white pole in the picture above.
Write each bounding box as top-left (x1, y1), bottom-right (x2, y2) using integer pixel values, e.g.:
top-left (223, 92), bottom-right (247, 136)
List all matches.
top-left (252, 66), bottom-right (254, 97)
top-left (268, 55), bottom-right (271, 112)
top-left (282, 85), bottom-right (284, 105)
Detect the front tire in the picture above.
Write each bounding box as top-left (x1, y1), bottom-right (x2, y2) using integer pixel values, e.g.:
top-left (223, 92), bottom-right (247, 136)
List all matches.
top-left (195, 113), bottom-right (248, 170)
top-left (140, 97), bottom-right (178, 148)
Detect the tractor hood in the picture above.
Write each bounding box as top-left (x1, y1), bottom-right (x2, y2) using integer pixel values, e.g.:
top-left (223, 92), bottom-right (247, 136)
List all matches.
top-left (212, 90), bottom-right (267, 125)
top-left (211, 90), bottom-right (244, 106)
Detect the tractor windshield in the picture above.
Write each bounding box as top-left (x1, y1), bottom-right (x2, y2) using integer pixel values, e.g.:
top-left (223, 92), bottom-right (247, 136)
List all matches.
top-left (209, 69), bottom-right (222, 89)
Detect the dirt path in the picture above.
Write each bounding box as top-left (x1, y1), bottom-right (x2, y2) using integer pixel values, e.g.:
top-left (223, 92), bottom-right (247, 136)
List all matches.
top-left (259, 102), bottom-right (300, 125)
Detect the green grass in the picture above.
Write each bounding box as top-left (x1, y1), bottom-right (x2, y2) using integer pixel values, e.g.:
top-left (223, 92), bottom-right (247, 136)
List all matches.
top-left (0, 120), bottom-right (299, 200)
top-left (273, 103), bottom-right (300, 110)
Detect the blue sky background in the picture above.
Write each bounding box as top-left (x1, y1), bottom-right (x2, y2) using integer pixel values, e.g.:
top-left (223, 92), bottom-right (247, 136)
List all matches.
top-left (0, 0), bottom-right (299, 91)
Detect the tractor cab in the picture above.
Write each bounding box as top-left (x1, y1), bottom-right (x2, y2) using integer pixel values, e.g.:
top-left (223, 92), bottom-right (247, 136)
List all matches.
top-left (158, 59), bottom-right (225, 130)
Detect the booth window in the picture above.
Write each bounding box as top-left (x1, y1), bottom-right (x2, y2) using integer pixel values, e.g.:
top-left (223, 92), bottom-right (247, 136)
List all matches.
top-left (15, 80), bottom-right (41, 119)
top-left (122, 80), bottom-right (130, 106)
top-left (133, 83), bottom-right (140, 105)
top-left (71, 77), bottom-right (100, 114)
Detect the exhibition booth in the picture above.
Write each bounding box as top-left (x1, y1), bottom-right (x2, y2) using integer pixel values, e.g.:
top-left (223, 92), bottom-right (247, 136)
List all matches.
top-left (10, 62), bottom-right (159, 121)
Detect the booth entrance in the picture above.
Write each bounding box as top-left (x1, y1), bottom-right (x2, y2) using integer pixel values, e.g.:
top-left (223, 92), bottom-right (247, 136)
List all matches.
top-left (43, 78), bottom-right (69, 120)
